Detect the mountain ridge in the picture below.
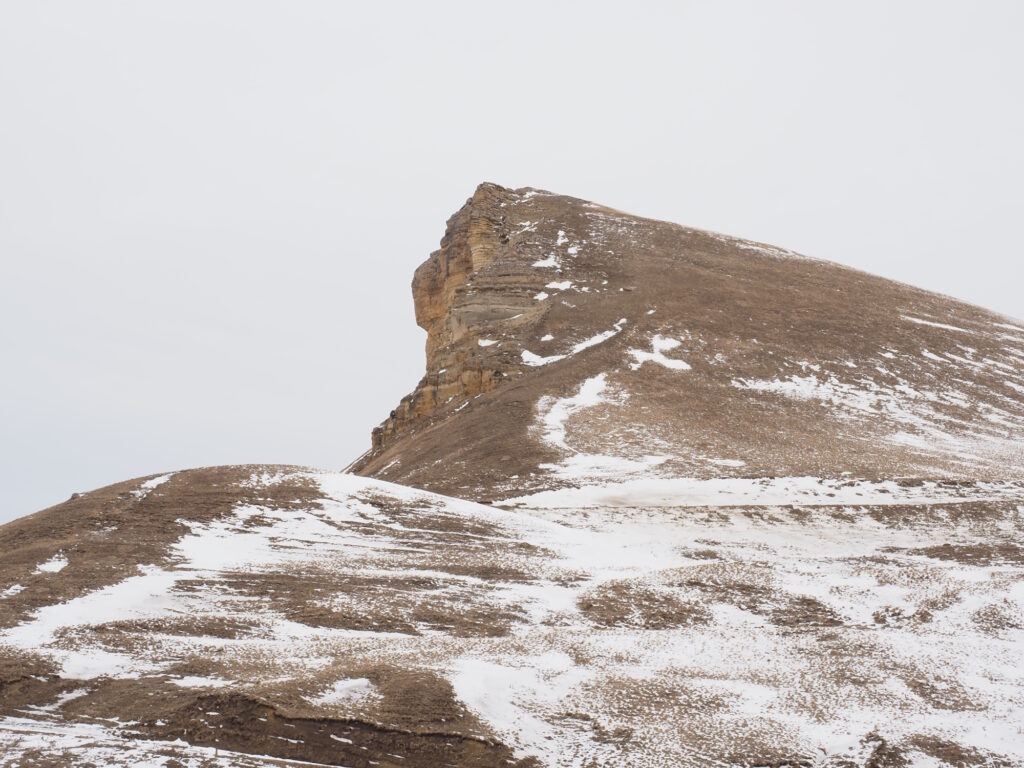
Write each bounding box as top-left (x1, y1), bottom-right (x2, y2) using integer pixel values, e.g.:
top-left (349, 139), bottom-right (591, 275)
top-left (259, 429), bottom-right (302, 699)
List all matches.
top-left (352, 182), bottom-right (1024, 502)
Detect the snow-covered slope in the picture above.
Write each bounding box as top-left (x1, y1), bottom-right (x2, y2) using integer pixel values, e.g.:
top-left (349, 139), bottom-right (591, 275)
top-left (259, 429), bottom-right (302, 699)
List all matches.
top-left (1, 467), bottom-right (1023, 766)
top-left (2, 185), bottom-right (1023, 767)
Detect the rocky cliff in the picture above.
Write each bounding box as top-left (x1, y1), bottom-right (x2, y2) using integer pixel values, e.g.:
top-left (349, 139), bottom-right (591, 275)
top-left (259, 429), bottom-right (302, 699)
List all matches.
top-left (371, 183), bottom-right (563, 451)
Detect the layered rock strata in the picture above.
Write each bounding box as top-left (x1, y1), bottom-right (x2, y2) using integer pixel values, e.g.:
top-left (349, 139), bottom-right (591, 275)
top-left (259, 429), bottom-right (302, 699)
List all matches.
top-left (371, 183), bottom-right (557, 450)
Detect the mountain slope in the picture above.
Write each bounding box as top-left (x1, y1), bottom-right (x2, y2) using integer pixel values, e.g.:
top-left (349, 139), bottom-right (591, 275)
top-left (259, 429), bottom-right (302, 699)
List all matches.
top-left (2, 184), bottom-right (1023, 767)
top-left (2, 467), bottom-right (1023, 766)
top-left (352, 183), bottom-right (1024, 501)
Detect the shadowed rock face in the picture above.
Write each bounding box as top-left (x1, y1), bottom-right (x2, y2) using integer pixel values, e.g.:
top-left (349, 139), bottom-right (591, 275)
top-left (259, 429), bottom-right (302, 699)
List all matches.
top-left (2, 184), bottom-right (1023, 767)
top-left (355, 183), bottom-right (1024, 501)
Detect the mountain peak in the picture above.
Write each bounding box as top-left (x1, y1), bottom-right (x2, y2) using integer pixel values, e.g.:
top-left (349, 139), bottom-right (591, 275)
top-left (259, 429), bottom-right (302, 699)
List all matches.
top-left (353, 185), bottom-right (1024, 501)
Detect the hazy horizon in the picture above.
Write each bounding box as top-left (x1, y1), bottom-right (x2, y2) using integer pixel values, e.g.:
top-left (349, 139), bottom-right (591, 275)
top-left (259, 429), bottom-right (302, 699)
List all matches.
top-left (2, 1), bottom-right (1022, 522)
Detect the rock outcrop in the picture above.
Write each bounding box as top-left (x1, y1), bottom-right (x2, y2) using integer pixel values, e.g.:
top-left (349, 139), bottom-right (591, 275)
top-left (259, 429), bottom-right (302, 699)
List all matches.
top-left (371, 183), bottom-right (551, 451)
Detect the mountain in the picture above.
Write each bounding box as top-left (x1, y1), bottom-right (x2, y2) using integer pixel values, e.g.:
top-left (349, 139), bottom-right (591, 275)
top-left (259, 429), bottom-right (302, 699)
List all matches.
top-left (1, 184), bottom-right (1022, 767)
top-left (352, 183), bottom-right (1024, 500)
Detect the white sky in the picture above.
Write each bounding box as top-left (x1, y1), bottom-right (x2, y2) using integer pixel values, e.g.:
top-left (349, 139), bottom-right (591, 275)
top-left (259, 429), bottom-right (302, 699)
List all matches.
top-left (1, 2), bottom-right (1022, 523)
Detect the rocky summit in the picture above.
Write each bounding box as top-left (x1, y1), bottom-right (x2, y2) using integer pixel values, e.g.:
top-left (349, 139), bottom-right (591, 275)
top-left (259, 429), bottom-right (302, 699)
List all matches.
top-left (2, 184), bottom-right (1023, 767)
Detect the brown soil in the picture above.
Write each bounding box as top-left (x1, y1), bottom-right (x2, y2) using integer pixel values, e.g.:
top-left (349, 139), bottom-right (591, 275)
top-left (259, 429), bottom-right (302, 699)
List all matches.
top-left (577, 581), bottom-right (711, 629)
top-left (140, 692), bottom-right (536, 768)
top-left (0, 466), bottom-right (323, 630)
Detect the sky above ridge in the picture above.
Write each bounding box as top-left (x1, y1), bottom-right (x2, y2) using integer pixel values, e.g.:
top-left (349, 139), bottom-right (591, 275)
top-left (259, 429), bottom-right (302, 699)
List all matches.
top-left (1, 1), bottom-right (1022, 521)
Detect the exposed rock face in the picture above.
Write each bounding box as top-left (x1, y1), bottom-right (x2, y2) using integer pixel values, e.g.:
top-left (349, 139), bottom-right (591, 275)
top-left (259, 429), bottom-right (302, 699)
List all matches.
top-left (372, 183), bottom-right (548, 451)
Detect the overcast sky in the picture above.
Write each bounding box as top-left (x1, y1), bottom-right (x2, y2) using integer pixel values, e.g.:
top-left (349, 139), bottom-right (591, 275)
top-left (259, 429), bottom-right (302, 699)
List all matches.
top-left (1, 1), bottom-right (1022, 523)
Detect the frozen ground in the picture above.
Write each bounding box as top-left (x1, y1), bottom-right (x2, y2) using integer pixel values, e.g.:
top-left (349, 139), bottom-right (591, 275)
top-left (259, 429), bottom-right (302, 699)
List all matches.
top-left (1, 468), bottom-right (1022, 766)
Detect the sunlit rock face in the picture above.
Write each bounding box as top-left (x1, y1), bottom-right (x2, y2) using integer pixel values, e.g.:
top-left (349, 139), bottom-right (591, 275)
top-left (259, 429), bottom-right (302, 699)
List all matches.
top-left (2, 184), bottom-right (1023, 767)
top-left (371, 183), bottom-right (549, 452)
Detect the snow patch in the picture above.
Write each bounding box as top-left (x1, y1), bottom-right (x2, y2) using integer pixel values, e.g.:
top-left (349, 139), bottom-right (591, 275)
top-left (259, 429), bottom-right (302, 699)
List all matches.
top-left (537, 374), bottom-right (609, 451)
top-left (131, 473), bottom-right (174, 500)
top-left (504, 476), bottom-right (1023, 509)
top-left (570, 318), bottom-right (626, 355)
top-left (450, 654), bottom-right (591, 756)
top-left (308, 677), bottom-right (377, 707)
top-left (542, 453), bottom-right (667, 479)
top-left (33, 689), bottom-right (90, 712)
top-left (522, 350), bottom-right (566, 367)
top-left (34, 554), bottom-right (68, 574)
top-left (903, 315), bottom-right (976, 334)
top-left (994, 321), bottom-right (1024, 333)
top-left (627, 335), bottom-right (691, 371)
top-left (521, 319), bottom-right (626, 367)
top-left (730, 369), bottom-right (1024, 463)
top-left (532, 372), bottom-right (668, 481)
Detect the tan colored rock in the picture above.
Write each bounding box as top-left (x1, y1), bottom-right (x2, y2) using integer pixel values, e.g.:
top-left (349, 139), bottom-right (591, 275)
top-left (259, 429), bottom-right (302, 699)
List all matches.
top-left (371, 183), bottom-right (551, 451)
